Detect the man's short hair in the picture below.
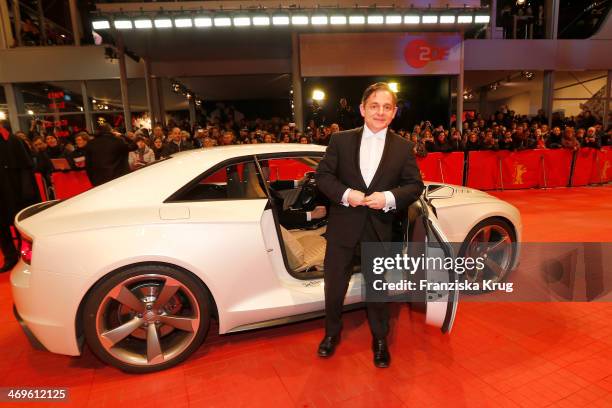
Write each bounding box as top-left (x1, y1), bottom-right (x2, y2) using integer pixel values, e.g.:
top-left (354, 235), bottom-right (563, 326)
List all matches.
top-left (361, 82), bottom-right (397, 106)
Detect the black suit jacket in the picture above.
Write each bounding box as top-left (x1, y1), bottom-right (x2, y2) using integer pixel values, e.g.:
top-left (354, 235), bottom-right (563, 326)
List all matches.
top-left (85, 133), bottom-right (130, 186)
top-left (316, 127), bottom-right (424, 247)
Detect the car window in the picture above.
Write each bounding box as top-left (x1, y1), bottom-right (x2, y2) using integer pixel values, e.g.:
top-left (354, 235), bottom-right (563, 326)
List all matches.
top-left (170, 159), bottom-right (267, 201)
top-left (259, 157), bottom-right (320, 184)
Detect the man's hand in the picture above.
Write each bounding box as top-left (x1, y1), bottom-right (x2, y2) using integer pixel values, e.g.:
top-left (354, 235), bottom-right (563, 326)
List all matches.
top-left (311, 206), bottom-right (327, 219)
top-left (348, 190), bottom-right (366, 207)
top-left (363, 192), bottom-right (387, 210)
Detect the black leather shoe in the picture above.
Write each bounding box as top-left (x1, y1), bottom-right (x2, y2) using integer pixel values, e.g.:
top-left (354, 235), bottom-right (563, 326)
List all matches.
top-left (372, 338), bottom-right (390, 368)
top-left (0, 258), bottom-right (18, 273)
top-left (317, 335), bottom-right (340, 358)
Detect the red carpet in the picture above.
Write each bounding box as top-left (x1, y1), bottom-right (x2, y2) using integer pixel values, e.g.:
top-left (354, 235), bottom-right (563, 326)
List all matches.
top-left (0, 185), bottom-right (611, 407)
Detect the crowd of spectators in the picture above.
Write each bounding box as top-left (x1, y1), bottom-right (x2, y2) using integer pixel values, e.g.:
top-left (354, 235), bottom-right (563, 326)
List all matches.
top-left (7, 103), bottom-right (612, 187)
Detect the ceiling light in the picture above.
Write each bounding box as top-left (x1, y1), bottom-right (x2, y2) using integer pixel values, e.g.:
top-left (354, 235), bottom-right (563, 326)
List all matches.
top-left (174, 18), bottom-right (193, 28)
top-left (134, 19), bottom-right (152, 29)
top-left (312, 90), bottom-right (325, 101)
top-left (92, 20), bottom-right (110, 30)
top-left (0, 111), bottom-right (6, 120)
top-left (214, 16), bottom-right (231, 27)
top-left (422, 15), bottom-right (438, 24)
top-left (311, 15), bottom-right (328, 25)
top-left (405, 15), bottom-right (420, 24)
top-left (440, 15), bottom-right (455, 24)
top-left (386, 15), bottom-right (402, 24)
top-left (252, 16), bottom-right (271, 26)
top-left (475, 15), bottom-right (490, 23)
top-left (154, 18), bottom-right (172, 28)
top-left (272, 15), bottom-right (290, 26)
top-left (330, 15), bottom-right (347, 25)
top-left (233, 16), bottom-right (251, 27)
top-left (291, 15), bottom-right (309, 25)
top-left (367, 15), bottom-right (384, 25)
top-left (114, 20), bottom-right (132, 30)
top-left (388, 82), bottom-right (399, 93)
top-left (194, 17), bottom-right (212, 27)
top-left (349, 15), bottom-right (365, 24)
top-left (458, 15), bottom-right (473, 23)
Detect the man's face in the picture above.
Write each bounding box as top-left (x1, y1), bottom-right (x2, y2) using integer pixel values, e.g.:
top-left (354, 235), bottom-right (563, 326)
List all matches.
top-left (75, 136), bottom-right (87, 148)
top-left (136, 140), bottom-right (146, 149)
top-left (153, 127), bottom-right (164, 137)
top-left (33, 139), bottom-right (46, 151)
top-left (359, 90), bottom-right (397, 133)
top-left (127, 131), bottom-right (135, 140)
top-left (264, 134), bottom-right (273, 143)
top-left (553, 127), bottom-right (561, 135)
top-left (281, 125), bottom-right (290, 134)
top-left (203, 138), bottom-right (214, 148)
top-left (46, 136), bottom-right (58, 147)
top-left (171, 128), bottom-right (181, 142)
top-left (222, 132), bottom-right (233, 145)
top-left (330, 124), bottom-right (340, 133)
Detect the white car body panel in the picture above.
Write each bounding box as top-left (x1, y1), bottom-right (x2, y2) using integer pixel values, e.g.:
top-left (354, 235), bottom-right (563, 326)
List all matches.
top-left (11, 144), bottom-right (521, 357)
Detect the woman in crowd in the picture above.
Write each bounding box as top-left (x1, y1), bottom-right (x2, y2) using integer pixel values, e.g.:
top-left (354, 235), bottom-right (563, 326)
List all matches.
top-left (128, 136), bottom-right (155, 170)
top-left (152, 137), bottom-right (165, 161)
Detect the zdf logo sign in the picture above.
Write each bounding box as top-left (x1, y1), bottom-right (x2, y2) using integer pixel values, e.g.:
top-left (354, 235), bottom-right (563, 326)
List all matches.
top-left (404, 39), bottom-right (450, 69)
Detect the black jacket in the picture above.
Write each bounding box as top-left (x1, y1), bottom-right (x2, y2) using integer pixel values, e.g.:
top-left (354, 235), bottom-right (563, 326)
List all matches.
top-left (316, 127), bottom-right (424, 246)
top-left (1, 133), bottom-right (41, 227)
top-left (85, 133), bottom-right (130, 186)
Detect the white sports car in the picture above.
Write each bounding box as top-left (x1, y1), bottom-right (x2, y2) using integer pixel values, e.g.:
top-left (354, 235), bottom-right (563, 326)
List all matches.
top-left (11, 144), bottom-right (521, 373)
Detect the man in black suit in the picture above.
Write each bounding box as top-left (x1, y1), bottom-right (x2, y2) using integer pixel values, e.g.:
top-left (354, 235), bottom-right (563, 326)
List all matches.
top-left (315, 83), bottom-right (424, 367)
top-left (85, 124), bottom-right (130, 186)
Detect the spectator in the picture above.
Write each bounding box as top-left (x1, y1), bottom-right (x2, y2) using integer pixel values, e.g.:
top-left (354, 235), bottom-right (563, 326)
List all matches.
top-left (499, 131), bottom-right (515, 150)
top-left (85, 124), bottom-right (130, 186)
top-left (582, 129), bottom-right (601, 148)
top-left (68, 132), bottom-right (89, 170)
top-left (202, 137), bottom-right (215, 148)
top-left (128, 136), bottom-right (155, 170)
top-left (152, 137), bottom-right (165, 160)
top-left (1, 122), bottom-right (41, 272)
top-left (220, 130), bottom-right (235, 146)
top-left (546, 126), bottom-right (563, 148)
top-left (336, 98), bottom-right (356, 130)
top-left (561, 128), bottom-right (580, 151)
top-left (162, 127), bottom-right (193, 156)
top-left (433, 131), bottom-right (454, 153)
top-left (45, 134), bottom-right (64, 158)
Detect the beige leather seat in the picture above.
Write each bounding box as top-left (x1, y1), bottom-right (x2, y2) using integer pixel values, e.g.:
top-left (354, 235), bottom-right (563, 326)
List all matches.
top-left (280, 225), bottom-right (327, 273)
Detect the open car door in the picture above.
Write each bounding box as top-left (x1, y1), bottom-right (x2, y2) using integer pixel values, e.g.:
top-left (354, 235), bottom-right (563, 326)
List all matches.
top-left (406, 198), bottom-right (459, 334)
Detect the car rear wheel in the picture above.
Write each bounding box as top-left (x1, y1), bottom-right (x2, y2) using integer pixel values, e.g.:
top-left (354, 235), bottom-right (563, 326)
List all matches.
top-left (459, 218), bottom-right (516, 289)
top-left (83, 264), bottom-right (211, 373)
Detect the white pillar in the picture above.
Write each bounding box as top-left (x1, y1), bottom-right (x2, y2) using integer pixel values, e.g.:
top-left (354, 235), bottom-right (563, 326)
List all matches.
top-left (291, 33), bottom-right (304, 131)
top-left (68, 0), bottom-right (81, 46)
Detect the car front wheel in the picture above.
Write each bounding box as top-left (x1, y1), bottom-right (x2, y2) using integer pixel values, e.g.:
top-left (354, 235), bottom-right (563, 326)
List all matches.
top-left (83, 264), bottom-right (211, 373)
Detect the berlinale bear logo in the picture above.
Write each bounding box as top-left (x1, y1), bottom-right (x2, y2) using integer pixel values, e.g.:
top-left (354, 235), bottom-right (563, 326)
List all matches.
top-left (404, 39), bottom-right (450, 69)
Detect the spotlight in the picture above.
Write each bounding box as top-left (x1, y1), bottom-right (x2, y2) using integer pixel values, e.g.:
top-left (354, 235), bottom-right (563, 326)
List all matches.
top-left (463, 91), bottom-right (474, 100)
top-left (27, 110), bottom-right (34, 115)
top-left (174, 18), bottom-right (193, 28)
top-left (134, 19), bottom-right (153, 29)
top-left (233, 16), bottom-right (251, 27)
top-left (490, 82), bottom-right (499, 91)
top-left (252, 15), bottom-right (271, 26)
top-left (330, 15), bottom-right (347, 25)
top-left (194, 16), bottom-right (212, 27)
top-left (113, 20), bottom-right (132, 30)
top-left (78, 106), bottom-right (83, 111)
top-left (386, 15), bottom-right (402, 25)
top-left (312, 89), bottom-right (325, 101)
top-left (92, 99), bottom-right (97, 103)
top-left (272, 14), bottom-right (290, 26)
top-left (0, 111), bottom-right (6, 120)
top-left (522, 71), bottom-right (535, 80)
top-left (349, 15), bottom-right (365, 24)
top-left (195, 98), bottom-right (202, 106)
top-left (213, 16), bottom-right (232, 27)
top-left (388, 82), bottom-right (399, 93)
top-left (367, 15), bottom-right (384, 25)
top-left (291, 15), bottom-right (309, 25)
top-left (92, 20), bottom-right (110, 30)
top-left (186, 91), bottom-right (194, 99)
top-left (516, 0), bottom-right (526, 5)
top-left (404, 15), bottom-right (420, 24)
top-left (172, 82), bottom-right (182, 93)
top-left (154, 18), bottom-right (172, 28)
top-left (311, 15), bottom-right (329, 25)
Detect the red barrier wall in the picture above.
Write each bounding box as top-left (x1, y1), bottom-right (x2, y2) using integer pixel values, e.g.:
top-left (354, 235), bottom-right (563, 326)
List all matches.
top-left (51, 171), bottom-right (92, 200)
top-left (542, 149), bottom-right (573, 188)
top-left (499, 150), bottom-right (543, 189)
top-left (601, 147), bottom-right (612, 183)
top-left (416, 152), bottom-right (464, 185)
top-left (466, 151), bottom-right (500, 190)
top-left (34, 173), bottom-right (47, 201)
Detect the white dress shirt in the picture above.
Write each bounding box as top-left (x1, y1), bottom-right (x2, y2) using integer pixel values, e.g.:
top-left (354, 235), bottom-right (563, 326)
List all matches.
top-left (340, 125), bottom-right (396, 211)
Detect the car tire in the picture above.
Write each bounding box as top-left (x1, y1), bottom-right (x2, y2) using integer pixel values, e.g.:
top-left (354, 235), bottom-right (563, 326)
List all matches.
top-left (83, 264), bottom-right (211, 373)
top-left (458, 218), bottom-right (517, 291)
